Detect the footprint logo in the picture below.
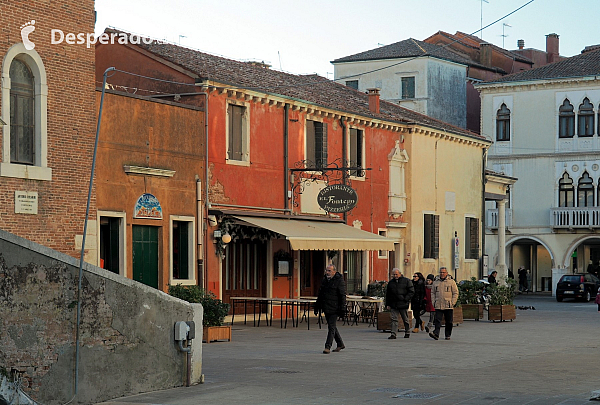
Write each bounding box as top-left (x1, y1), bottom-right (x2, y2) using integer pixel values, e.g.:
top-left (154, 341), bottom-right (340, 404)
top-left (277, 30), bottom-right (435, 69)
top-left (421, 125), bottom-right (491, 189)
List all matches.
top-left (21, 20), bottom-right (36, 50)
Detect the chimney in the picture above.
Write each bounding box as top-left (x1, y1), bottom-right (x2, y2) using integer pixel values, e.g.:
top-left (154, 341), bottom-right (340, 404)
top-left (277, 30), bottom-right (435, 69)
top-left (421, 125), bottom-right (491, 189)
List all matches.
top-left (517, 39), bottom-right (525, 50)
top-left (546, 33), bottom-right (559, 63)
top-left (367, 88), bottom-right (380, 114)
top-left (480, 43), bottom-right (492, 67)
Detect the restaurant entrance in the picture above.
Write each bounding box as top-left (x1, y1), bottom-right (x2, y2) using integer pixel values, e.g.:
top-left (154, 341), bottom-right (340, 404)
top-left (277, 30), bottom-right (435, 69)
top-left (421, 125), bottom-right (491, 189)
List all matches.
top-left (300, 250), bottom-right (326, 297)
top-left (222, 239), bottom-right (267, 312)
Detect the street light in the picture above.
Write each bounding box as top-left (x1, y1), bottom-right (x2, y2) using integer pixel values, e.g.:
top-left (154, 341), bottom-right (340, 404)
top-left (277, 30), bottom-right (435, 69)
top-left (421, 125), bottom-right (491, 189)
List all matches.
top-left (221, 233), bottom-right (232, 244)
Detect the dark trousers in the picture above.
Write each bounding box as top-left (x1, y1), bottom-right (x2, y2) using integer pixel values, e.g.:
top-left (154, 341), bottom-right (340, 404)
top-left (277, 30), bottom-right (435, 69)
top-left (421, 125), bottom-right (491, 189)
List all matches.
top-left (412, 302), bottom-right (422, 329)
top-left (433, 309), bottom-right (453, 338)
top-left (390, 308), bottom-right (409, 335)
top-left (324, 312), bottom-right (343, 349)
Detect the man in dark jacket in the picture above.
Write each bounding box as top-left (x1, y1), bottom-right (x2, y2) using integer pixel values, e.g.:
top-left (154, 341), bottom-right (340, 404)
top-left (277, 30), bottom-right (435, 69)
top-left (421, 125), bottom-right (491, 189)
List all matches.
top-left (385, 268), bottom-right (414, 339)
top-left (314, 264), bottom-right (346, 354)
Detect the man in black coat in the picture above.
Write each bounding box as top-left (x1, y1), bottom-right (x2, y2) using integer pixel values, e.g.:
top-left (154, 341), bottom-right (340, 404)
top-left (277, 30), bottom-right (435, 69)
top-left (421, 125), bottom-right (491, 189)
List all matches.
top-left (314, 264), bottom-right (346, 354)
top-left (386, 268), bottom-right (414, 339)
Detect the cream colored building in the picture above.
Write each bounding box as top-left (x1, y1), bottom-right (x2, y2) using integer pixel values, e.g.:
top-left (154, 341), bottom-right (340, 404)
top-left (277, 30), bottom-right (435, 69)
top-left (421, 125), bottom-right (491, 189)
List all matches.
top-left (477, 48), bottom-right (600, 295)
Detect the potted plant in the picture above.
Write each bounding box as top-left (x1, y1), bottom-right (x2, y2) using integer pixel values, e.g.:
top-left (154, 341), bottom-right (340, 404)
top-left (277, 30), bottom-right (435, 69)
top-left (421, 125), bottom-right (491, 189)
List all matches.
top-left (458, 277), bottom-right (485, 320)
top-left (169, 284), bottom-right (231, 343)
top-left (487, 278), bottom-right (518, 322)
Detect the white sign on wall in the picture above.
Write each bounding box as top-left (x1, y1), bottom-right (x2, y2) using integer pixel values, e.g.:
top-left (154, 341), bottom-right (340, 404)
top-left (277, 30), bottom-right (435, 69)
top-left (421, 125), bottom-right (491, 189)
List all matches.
top-left (15, 191), bottom-right (38, 214)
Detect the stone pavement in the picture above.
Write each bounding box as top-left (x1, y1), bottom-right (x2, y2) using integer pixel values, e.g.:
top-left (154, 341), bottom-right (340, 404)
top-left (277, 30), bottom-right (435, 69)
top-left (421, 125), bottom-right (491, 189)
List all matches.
top-left (100, 294), bottom-right (600, 404)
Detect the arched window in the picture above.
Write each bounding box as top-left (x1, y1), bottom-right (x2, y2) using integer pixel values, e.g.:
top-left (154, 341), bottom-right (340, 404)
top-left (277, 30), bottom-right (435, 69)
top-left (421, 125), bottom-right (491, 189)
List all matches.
top-left (496, 103), bottom-right (510, 141)
top-left (577, 98), bottom-right (594, 137)
top-left (577, 171), bottom-right (594, 207)
top-left (559, 99), bottom-right (575, 138)
top-left (9, 59), bottom-right (35, 165)
top-left (558, 172), bottom-right (574, 207)
top-left (1, 43), bottom-right (50, 180)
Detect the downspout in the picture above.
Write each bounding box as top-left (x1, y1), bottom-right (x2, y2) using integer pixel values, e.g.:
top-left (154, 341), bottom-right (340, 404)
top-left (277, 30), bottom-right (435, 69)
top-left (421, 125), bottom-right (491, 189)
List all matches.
top-left (284, 104), bottom-right (289, 211)
top-left (341, 117), bottom-right (347, 224)
top-left (197, 80), bottom-right (209, 290)
top-left (481, 147), bottom-right (488, 279)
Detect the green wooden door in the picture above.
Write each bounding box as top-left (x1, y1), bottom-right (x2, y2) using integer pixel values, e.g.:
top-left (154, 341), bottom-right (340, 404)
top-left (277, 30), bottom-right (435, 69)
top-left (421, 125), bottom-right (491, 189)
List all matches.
top-left (132, 225), bottom-right (159, 289)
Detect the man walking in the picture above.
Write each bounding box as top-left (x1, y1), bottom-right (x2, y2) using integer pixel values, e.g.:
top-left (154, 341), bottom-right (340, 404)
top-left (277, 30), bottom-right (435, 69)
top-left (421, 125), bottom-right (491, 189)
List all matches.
top-left (385, 268), bottom-right (414, 339)
top-left (429, 266), bottom-right (458, 341)
top-left (315, 264), bottom-right (346, 354)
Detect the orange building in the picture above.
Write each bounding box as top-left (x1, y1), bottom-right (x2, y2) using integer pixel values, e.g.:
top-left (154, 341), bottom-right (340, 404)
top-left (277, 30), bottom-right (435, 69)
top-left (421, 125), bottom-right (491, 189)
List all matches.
top-left (95, 30), bottom-right (487, 307)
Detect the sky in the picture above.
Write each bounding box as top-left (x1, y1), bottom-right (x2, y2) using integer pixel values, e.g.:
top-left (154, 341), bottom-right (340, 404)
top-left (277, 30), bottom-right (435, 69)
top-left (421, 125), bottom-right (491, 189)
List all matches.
top-left (94, 0), bottom-right (600, 78)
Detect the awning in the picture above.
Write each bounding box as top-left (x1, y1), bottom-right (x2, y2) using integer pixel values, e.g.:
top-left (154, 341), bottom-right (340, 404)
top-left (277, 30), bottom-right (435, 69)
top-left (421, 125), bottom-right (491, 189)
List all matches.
top-left (233, 216), bottom-right (396, 251)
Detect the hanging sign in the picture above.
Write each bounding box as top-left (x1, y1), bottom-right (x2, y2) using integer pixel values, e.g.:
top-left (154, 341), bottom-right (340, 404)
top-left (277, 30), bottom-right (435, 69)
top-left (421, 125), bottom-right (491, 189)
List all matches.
top-left (134, 193), bottom-right (163, 219)
top-left (317, 184), bottom-right (358, 213)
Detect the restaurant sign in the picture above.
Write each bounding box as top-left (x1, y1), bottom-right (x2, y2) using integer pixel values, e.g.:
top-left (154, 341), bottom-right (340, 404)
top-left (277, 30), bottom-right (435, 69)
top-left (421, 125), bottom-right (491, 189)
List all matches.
top-left (317, 184), bottom-right (358, 213)
top-left (134, 193), bottom-right (163, 219)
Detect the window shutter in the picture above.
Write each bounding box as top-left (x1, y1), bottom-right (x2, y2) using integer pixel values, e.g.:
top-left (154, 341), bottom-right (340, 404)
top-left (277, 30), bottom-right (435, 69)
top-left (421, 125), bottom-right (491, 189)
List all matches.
top-left (315, 122), bottom-right (327, 167)
top-left (470, 218), bottom-right (479, 259)
top-left (433, 215), bottom-right (439, 259)
top-left (228, 105), bottom-right (244, 160)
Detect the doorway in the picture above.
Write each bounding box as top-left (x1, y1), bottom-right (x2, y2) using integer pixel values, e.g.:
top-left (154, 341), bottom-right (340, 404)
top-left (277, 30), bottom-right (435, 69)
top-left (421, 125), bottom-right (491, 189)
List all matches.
top-left (222, 240), bottom-right (267, 310)
top-left (132, 225), bottom-right (159, 289)
top-left (300, 250), bottom-right (326, 297)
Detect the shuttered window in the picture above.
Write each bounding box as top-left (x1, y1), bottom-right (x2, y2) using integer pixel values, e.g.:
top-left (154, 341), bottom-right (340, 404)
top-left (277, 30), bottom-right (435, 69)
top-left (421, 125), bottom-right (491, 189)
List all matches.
top-left (306, 120), bottom-right (327, 168)
top-left (228, 104), bottom-right (245, 161)
top-left (465, 217), bottom-right (479, 260)
top-left (349, 128), bottom-right (364, 177)
top-left (424, 214), bottom-right (439, 259)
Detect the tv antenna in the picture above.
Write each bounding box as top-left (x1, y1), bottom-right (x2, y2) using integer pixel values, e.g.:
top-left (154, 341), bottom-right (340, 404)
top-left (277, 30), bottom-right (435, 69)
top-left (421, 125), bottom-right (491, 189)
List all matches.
top-left (477, 0), bottom-right (489, 39)
top-left (501, 23), bottom-right (511, 48)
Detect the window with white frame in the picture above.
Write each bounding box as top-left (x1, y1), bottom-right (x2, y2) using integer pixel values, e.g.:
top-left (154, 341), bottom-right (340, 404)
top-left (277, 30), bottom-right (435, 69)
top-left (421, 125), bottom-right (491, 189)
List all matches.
top-left (496, 103), bottom-right (510, 141)
top-left (577, 171), bottom-right (594, 207)
top-left (559, 99), bottom-right (575, 138)
top-left (98, 211), bottom-right (126, 276)
top-left (465, 217), bottom-right (479, 260)
top-left (306, 120), bottom-right (327, 168)
top-left (171, 216), bottom-right (195, 284)
top-left (577, 98), bottom-right (594, 137)
top-left (401, 76), bottom-right (415, 99)
top-left (423, 213), bottom-right (439, 259)
top-left (226, 102), bottom-right (249, 163)
top-left (559, 172), bottom-right (575, 207)
top-left (1, 44), bottom-right (50, 180)
top-left (349, 127), bottom-right (364, 177)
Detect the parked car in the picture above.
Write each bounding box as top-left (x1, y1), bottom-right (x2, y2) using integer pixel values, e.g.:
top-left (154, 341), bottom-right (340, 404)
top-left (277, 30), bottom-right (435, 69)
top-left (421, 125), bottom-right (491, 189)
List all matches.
top-left (556, 273), bottom-right (600, 302)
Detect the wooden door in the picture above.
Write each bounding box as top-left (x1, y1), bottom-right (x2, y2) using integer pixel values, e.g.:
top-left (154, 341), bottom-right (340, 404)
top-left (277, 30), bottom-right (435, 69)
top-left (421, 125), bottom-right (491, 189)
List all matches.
top-left (222, 240), bottom-right (266, 313)
top-left (300, 250), bottom-right (325, 297)
top-left (132, 225), bottom-right (159, 289)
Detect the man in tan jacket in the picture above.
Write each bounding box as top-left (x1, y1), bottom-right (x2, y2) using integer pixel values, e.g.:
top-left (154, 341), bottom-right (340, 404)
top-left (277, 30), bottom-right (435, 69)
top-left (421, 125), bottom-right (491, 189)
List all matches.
top-left (429, 266), bottom-right (458, 341)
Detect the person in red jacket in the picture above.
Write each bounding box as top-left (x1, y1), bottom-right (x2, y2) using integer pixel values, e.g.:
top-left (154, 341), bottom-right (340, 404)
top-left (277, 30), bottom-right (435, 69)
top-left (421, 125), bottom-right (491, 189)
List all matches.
top-left (595, 287), bottom-right (600, 312)
top-left (423, 274), bottom-right (436, 332)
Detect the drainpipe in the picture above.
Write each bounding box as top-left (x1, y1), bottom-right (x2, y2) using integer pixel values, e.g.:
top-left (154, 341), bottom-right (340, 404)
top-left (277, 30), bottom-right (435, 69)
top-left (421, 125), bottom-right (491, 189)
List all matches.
top-left (341, 117), bottom-right (347, 224)
top-left (198, 80), bottom-right (209, 290)
top-left (284, 104), bottom-right (289, 212)
top-left (481, 147), bottom-right (488, 279)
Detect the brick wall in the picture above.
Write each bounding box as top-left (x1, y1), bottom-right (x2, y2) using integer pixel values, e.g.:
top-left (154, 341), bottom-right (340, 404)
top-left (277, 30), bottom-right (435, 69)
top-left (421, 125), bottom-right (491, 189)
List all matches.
top-left (0, 1), bottom-right (97, 260)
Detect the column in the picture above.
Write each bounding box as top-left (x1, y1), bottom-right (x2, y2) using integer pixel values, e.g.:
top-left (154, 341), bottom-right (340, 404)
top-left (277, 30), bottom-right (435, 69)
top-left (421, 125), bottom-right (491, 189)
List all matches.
top-left (496, 199), bottom-right (507, 281)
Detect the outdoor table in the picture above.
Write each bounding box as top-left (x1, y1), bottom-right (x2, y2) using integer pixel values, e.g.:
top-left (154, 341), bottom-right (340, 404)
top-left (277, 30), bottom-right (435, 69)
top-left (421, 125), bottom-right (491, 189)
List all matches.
top-left (230, 297), bottom-right (317, 330)
top-left (345, 296), bottom-right (383, 326)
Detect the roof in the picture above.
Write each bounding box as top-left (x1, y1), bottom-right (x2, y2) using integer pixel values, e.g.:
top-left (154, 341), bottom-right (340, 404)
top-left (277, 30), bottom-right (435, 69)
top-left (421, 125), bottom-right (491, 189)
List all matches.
top-left (109, 30), bottom-right (487, 142)
top-left (482, 47), bottom-right (600, 84)
top-left (330, 38), bottom-right (481, 68)
top-left (450, 31), bottom-right (533, 64)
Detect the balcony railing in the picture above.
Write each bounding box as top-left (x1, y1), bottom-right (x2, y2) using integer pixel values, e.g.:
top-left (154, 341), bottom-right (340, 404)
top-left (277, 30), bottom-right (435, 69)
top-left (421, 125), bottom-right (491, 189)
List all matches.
top-left (550, 207), bottom-right (600, 229)
top-left (486, 209), bottom-right (513, 229)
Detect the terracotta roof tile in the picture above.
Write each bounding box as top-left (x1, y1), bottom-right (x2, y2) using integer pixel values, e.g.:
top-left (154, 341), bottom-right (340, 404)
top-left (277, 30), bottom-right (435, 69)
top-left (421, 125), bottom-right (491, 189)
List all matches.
top-left (113, 30), bottom-right (488, 142)
top-left (484, 48), bottom-right (600, 83)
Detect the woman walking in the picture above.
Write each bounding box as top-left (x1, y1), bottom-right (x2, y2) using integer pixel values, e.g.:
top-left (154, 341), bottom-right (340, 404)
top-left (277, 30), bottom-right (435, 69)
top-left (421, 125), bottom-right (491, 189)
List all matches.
top-left (411, 272), bottom-right (426, 333)
top-left (423, 274), bottom-right (436, 332)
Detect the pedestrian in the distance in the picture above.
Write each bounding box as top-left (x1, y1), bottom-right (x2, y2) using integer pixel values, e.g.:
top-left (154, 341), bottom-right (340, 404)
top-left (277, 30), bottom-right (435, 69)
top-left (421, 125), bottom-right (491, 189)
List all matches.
top-left (518, 266), bottom-right (527, 292)
top-left (423, 274), bottom-right (436, 333)
top-left (488, 271), bottom-right (498, 285)
top-left (595, 287), bottom-right (600, 312)
top-left (429, 266), bottom-right (458, 341)
top-left (385, 268), bottom-right (414, 339)
top-left (411, 272), bottom-right (426, 333)
top-left (314, 264), bottom-right (346, 354)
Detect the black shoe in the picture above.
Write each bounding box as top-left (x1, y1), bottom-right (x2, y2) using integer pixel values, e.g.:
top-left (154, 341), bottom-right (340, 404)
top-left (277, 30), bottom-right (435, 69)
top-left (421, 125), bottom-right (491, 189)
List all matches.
top-left (429, 332), bottom-right (439, 340)
top-left (445, 337), bottom-right (451, 340)
top-left (388, 334), bottom-right (396, 339)
top-left (404, 333), bottom-right (410, 338)
top-left (425, 326), bottom-right (430, 333)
